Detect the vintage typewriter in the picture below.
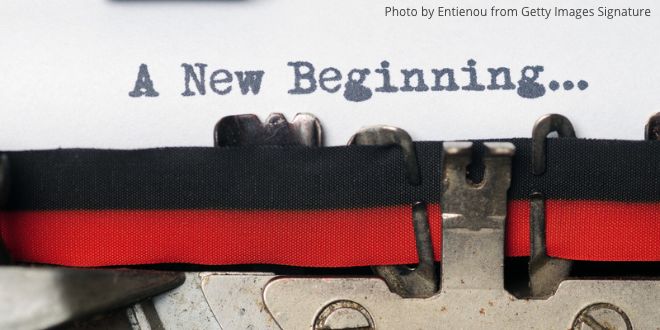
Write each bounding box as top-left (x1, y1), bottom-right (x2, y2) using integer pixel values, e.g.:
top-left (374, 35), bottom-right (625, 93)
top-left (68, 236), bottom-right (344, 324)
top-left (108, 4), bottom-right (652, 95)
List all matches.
top-left (1, 112), bottom-right (659, 329)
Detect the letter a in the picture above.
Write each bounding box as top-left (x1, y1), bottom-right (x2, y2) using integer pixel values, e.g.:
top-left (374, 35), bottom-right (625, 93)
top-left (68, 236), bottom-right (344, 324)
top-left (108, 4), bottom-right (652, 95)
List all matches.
top-left (129, 64), bottom-right (159, 97)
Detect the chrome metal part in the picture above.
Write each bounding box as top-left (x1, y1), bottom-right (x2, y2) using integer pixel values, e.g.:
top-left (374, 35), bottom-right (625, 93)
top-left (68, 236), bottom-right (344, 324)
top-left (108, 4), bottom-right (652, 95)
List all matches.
top-left (572, 303), bottom-right (632, 330)
top-left (531, 113), bottom-right (576, 175)
top-left (370, 202), bottom-right (437, 298)
top-left (529, 194), bottom-right (572, 298)
top-left (441, 142), bottom-right (514, 290)
top-left (0, 266), bottom-right (184, 330)
top-left (529, 114), bottom-right (575, 298)
top-left (646, 112), bottom-right (660, 141)
top-left (349, 125), bottom-right (436, 298)
top-left (214, 112), bottom-right (323, 147)
top-left (264, 277), bottom-right (658, 329)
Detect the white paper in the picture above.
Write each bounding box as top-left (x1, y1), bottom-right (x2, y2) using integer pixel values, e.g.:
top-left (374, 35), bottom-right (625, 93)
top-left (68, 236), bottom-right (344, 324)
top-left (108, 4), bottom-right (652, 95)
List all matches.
top-left (0, 0), bottom-right (658, 149)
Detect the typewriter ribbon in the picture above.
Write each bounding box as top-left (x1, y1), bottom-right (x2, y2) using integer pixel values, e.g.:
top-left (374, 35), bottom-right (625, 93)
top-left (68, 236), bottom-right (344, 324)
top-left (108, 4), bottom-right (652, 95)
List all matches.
top-left (0, 113), bottom-right (659, 268)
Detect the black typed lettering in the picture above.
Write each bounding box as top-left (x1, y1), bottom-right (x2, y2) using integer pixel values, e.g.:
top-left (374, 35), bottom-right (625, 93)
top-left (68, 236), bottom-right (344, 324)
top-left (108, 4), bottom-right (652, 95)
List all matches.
top-left (181, 63), bottom-right (207, 96)
top-left (129, 64), bottom-right (159, 97)
top-left (283, 60), bottom-right (571, 101)
top-left (235, 71), bottom-right (265, 95)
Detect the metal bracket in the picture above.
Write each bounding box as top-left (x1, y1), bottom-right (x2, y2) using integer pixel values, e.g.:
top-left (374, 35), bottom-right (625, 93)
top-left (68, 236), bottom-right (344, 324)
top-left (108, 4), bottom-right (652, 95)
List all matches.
top-left (529, 114), bottom-right (575, 298)
top-left (531, 113), bottom-right (575, 176)
top-left (528, 193), bottom-right (572, 298)
top-left (441, 142), bottom-right (514, 290)
top-left (263, 276), bottom-right (654, 329)
top-left (349, 126), bottom-right (437, 298)
top-left (370, 202), bottom-right (436, 298)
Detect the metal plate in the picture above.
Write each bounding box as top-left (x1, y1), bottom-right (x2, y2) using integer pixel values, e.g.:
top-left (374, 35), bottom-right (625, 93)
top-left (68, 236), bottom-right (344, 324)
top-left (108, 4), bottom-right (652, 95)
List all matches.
top-left (263, 277), bottom-right (656, 329)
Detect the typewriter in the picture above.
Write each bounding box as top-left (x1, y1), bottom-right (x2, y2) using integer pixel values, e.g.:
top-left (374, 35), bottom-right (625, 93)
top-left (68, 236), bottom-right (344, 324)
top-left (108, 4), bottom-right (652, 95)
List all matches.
top-left (2, 0), bottom-right (660, 328)
top-left (1, 112), bottom-right (659, 329)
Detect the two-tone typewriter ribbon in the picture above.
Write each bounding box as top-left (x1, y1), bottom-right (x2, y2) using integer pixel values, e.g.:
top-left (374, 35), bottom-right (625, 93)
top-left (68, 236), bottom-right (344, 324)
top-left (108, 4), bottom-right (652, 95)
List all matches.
top-left (0, 113), bottom-right (658, 268)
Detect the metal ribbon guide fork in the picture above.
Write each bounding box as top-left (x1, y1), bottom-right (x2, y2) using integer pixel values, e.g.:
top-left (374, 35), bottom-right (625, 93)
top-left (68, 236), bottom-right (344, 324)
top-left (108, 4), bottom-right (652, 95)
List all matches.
top-left (528, 114), bottom-right (575, 298)
top-left (349, 125), bottom-right (437, 298)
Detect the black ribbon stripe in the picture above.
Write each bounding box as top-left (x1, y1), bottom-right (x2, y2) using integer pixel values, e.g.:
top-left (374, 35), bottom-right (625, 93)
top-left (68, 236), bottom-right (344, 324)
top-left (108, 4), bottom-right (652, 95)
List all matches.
top-left (3, 139), bottom-right (659, 211)
top-left (6, 144), bottom-right (442, 210)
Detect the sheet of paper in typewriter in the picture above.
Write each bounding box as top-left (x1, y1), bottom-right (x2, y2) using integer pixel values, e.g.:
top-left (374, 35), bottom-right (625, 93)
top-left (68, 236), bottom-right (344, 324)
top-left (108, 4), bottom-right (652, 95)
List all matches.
top-left (0, 0), bottom-right (658, 149)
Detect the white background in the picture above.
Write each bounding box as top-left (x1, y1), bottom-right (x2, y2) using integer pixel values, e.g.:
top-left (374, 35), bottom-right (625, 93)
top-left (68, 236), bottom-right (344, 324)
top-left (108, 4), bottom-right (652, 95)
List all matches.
top-left (0, 0), bottom-right (658, 149)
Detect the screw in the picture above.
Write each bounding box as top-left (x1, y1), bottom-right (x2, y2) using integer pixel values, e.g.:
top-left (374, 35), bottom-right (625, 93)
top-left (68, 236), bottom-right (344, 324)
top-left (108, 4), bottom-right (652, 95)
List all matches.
top-left (572, 303), bottom-right (632, 330)
top-left (314, 300), bottom-right (375, 330)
